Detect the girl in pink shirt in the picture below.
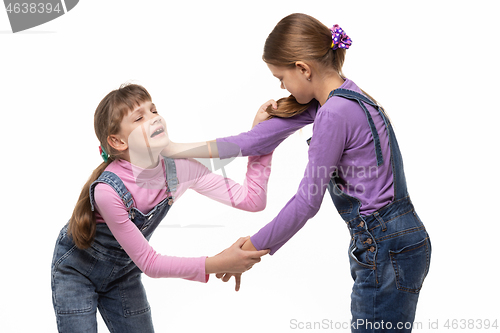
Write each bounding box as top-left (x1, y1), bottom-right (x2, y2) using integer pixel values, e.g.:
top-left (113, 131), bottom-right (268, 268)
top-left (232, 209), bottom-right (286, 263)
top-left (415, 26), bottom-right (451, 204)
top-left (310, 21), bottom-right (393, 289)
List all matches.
top-left (51, 84), bottom-right (271, 332)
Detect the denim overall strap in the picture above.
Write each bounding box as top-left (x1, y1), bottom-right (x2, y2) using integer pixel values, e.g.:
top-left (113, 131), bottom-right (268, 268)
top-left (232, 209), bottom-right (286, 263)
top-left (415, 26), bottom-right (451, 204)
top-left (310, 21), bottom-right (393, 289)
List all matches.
top-left (89, 171), bottom-right (136, 220)
top-left (163, 156), bottom-right (178, 197)
top-left (330, 88), bottom-right (408, 201)
top-left (332, 89), bottom-right (384, 167)
top-left (306, 88), bottom-right (409, 221)
top-left (85, 158), bottom-right (178, 254)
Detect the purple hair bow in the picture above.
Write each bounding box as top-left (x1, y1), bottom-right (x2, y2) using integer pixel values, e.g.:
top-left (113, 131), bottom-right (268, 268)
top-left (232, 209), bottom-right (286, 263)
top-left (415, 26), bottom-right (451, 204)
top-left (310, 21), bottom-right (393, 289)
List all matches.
top-left (330, 24), bottom-right (352, 50)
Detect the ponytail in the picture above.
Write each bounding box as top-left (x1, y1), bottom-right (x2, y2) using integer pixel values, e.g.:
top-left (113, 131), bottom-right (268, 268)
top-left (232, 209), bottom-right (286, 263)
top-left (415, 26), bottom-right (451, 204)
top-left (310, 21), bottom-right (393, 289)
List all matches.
top-left (67, 161), bottom-right (110, 249)
top-left (265, 94), bottom-right (310, 118)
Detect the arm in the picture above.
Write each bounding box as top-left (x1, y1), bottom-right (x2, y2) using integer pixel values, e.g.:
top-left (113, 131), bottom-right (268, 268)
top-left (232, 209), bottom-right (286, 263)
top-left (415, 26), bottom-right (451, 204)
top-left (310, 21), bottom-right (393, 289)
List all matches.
top-left (216, 109), bottom-right (346, 288)
top-left (216, 106), bottom-right (316, 159)
top-left (94, 186), bottom-right (268, 281)
top-left (160, 100), bottom-right (275, 159)
top-left (162, 100), bottom-right (317, 159)
top-left (249, 109), bottom-right (347, 254)
top-left (94, 184), bottom-right (208, 281)
top-left (177, 152), bottom-right (273, 212)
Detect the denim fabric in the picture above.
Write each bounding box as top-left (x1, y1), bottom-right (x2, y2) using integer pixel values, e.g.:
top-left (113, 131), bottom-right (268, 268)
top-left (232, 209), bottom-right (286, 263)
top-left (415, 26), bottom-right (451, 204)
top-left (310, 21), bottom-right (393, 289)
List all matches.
top-left (325, 89), bottom-right (431, 332)
top-left (51, 157), bottom-right (178, 332)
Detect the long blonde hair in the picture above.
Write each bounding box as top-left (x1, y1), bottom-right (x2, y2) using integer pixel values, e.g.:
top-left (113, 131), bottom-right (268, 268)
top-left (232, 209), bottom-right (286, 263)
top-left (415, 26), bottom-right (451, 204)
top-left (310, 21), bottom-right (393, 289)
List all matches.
top-left (262, 13), bottom-right (378, 117)
top-left (68, 84), bottom-right (152, 249)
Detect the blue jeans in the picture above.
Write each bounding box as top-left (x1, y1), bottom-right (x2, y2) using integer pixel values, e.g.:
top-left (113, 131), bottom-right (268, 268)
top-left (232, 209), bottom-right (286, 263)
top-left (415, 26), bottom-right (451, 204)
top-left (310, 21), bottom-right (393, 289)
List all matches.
top-left (51, 224), bottom-right (154, 333)
top-left (51, 157), bottom-right (178, 332)
top-left (347, 197), bottom-right (431, 332)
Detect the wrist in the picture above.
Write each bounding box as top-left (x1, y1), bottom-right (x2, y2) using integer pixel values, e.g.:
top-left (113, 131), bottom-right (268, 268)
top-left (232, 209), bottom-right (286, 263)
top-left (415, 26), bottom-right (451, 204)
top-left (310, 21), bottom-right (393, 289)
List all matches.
top-left (161, 141), bottom-right (178, 158)
top-left (205, 255), bottom-right (222, 275)
top-left (241, 238), bottom-right (258, 251)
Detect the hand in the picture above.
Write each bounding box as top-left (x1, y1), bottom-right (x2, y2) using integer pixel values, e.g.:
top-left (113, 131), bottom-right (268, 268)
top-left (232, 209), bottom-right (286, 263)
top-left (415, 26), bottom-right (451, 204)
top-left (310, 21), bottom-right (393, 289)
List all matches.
top-left (213, 238), bottom-right (262, 291)
top-left (215, 272), bottom-right (242, 291)
top-left (205, 236), bottom-right (269, 275)
top-left (252, 99), bottom-right (277, 128)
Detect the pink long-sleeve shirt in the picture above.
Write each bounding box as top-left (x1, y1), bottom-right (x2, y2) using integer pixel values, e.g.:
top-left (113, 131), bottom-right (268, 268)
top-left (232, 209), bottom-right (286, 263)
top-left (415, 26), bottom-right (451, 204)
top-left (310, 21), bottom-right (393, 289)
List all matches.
top-left (93, 153), bottom-right (273, 282)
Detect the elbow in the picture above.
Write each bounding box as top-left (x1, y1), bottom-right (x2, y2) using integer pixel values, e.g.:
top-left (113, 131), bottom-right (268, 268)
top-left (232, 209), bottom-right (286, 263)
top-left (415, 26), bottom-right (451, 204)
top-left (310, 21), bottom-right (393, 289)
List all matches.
top-left (234, 191), bottom-right (267, 212)
top-left (307, 206), bottom-right (320, 218)
top-left (253, 201), bottom-right (267, 212)
top-left (142, 264), bottom-right (161, 279)
top-left (307, 204), bottom-right (321, 218)
top-left (300, 197), bottom-right (321, 219)
top-left (245, 198), bottom-right (267, 212)
top-left (143, 268), bottom-right (157, 279)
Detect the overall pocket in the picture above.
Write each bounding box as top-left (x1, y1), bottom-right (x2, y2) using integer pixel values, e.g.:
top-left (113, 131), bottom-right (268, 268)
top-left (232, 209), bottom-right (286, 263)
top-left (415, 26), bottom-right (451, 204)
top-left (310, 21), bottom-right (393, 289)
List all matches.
top-left (389, 237), bottom-right (431, 293)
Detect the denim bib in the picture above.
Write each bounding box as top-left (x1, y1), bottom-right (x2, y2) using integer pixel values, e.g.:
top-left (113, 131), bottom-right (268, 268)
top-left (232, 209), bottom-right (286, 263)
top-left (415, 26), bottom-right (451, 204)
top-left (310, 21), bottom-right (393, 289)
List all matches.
top-left (52, 157), bottom-right (180, 331)
top-left (88, 156), bottom-right (179, 256)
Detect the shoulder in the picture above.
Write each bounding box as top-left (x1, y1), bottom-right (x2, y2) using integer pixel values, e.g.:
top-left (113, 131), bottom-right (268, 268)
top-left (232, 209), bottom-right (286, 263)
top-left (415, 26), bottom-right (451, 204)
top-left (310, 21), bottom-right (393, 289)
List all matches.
top-left (93, 181), bottom-right (126, 212)
top-left (92, 163), bottom-right (128, 207)
top-left (318, 81), bottom-right (367, 122)
top-left (173, 157), bottom-right (208, 171)
top-left (316, 98), bottom-right (355, 124)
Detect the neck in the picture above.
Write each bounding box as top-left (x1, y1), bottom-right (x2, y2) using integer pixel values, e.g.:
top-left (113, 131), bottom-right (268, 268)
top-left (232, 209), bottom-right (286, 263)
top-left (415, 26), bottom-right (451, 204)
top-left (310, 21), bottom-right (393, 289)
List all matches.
top-left (126, 150), bottom-right (161, 169)
top-left (315, 73), bottom-right (345, 106)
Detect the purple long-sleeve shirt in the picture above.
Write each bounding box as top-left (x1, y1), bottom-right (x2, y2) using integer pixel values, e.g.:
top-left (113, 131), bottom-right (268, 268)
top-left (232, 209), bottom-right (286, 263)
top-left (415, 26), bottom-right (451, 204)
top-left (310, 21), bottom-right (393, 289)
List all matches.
top-left (217, 79), bottom-right (394, 254)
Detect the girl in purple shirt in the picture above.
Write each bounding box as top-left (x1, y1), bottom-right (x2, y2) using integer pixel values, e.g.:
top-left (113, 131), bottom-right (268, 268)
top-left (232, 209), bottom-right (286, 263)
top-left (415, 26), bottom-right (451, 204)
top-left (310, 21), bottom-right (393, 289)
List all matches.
top-left (165, 13), bottom-right (431, 333)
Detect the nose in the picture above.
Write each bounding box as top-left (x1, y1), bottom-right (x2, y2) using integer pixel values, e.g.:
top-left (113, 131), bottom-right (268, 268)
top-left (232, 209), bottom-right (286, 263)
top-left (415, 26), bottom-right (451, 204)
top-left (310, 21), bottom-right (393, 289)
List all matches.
top-left (150, 116), bottom-right (161, 125)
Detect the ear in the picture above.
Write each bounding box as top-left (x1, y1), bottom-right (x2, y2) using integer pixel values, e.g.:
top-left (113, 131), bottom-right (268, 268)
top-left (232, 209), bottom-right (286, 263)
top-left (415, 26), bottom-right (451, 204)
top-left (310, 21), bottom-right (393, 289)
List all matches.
top-left (107, 135), bottom-right (128, 152)
top-left (295, 61), bottom-right (312, 80)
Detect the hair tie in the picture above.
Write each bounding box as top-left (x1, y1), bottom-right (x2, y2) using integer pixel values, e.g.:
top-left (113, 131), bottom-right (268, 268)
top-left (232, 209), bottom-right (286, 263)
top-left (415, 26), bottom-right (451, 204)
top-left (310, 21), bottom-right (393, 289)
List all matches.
top-left (330, 24), bottom-right (352, 50)
top-left (99, 145), bottom-right (109, 162)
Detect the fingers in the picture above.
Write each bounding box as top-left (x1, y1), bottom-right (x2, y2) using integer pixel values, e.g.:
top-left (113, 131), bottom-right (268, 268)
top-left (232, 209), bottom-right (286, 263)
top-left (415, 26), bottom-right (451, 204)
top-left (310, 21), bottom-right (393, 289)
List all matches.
top-left (254, 249), bottom-right (271, 258)
top-left (266, 99), bottom-right (278, 109)
top-left (235, 274), bottom-right (241, 292)
top-left (215, 273), bottom-right (242, 292)
top-left (245, 249), bottom-right (270, 261)
top-left (260, 99), bottom-right (277, 111)
top-left (271, 100), bottom-right (278, 109)
top-left (216, 273), bottom-right (235, 285)
top-left (217, 237), bottom-right (269, 275)
top-left (215, 273), bottom-right (233, 282)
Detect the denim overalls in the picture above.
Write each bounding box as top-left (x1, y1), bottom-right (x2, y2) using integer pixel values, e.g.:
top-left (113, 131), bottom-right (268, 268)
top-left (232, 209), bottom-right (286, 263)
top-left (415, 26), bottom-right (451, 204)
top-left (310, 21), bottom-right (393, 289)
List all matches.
top-left (51, 157), bottom-right (178, 333)
top-left (312, 89), bottom-right (431, 332)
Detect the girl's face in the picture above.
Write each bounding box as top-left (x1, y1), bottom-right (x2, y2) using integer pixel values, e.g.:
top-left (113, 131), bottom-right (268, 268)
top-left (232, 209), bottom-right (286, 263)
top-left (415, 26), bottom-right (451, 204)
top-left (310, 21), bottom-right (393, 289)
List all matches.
top-left (267, 63), bottom-right (314, 104)
top-left (114, 101), bottom-right (170, 167)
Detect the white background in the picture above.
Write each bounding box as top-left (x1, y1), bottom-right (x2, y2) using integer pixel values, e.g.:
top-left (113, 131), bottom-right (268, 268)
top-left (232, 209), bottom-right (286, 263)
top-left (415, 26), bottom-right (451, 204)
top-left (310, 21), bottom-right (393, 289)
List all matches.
top-left (1, 1), bottom-right (499, 332)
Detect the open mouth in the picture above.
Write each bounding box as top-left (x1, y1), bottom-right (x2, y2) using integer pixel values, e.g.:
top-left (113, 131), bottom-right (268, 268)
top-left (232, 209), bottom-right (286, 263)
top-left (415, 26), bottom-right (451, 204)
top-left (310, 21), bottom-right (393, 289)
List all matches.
top-left (150, 126), bottom-right (165, 138)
